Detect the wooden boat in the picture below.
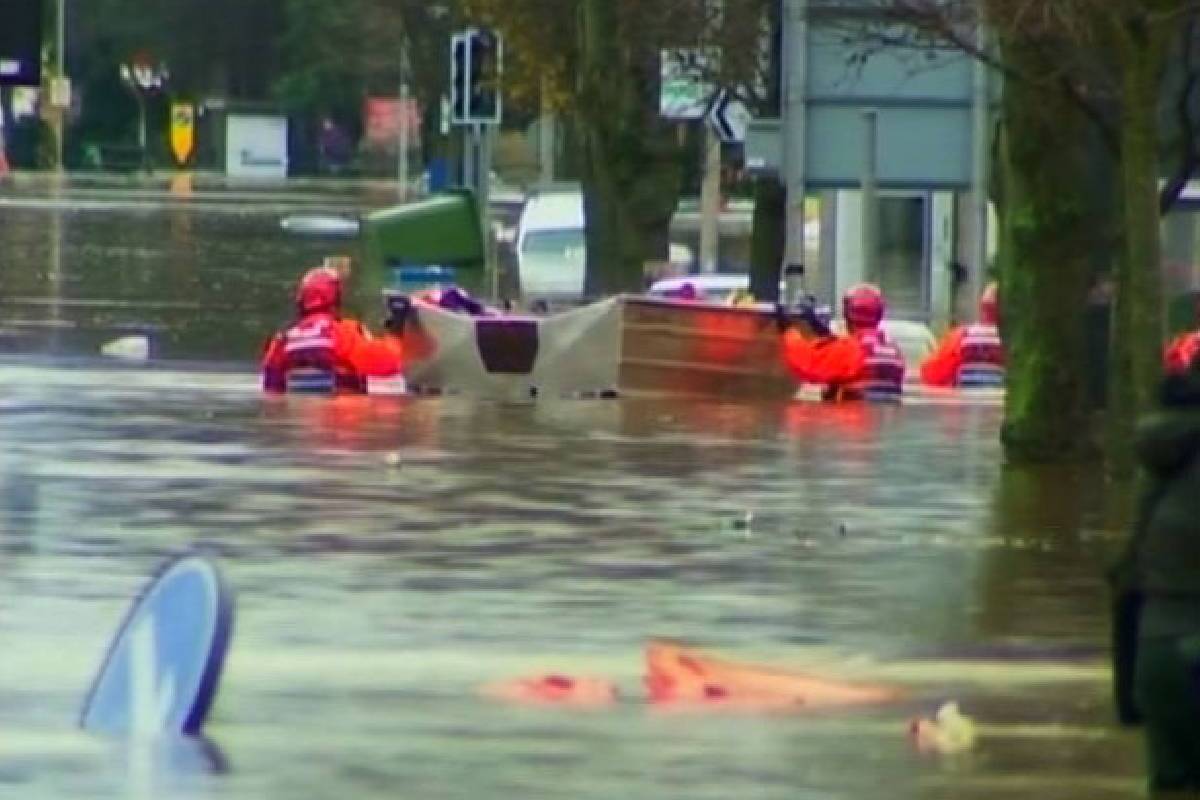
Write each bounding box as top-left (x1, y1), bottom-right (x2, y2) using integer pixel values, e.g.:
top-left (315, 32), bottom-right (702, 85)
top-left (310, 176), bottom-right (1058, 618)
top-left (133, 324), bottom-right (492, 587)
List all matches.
top-left (400, 295), bottom-right (801, 402)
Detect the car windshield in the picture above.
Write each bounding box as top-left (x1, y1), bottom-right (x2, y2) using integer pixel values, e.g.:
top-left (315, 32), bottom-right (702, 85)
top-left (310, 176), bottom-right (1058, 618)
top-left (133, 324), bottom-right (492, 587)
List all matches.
top-left (523, 229), bottom-right (585, 261)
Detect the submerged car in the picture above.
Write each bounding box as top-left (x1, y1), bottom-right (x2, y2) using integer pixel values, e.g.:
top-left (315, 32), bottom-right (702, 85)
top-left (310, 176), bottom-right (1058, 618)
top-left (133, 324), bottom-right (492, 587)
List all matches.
top-left (516, 191), bottom-right (692, 303)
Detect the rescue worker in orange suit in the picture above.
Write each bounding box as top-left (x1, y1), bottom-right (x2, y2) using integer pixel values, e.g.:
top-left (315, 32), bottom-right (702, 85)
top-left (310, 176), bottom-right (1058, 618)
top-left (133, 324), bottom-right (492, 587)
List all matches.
top-left (920, 282), bottom-right (1006, 389)
top-left (261, 266), bottom-right (408, 394)
top-left (1164, 315), bottom-right (1200, 376)
top-left (777, 283), bottom-right (905, 403)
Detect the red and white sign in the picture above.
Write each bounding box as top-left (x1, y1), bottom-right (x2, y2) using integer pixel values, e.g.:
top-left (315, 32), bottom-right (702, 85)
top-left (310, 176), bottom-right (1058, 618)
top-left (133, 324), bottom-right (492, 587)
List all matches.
top-left (363, 98), bottom-right (420, 151)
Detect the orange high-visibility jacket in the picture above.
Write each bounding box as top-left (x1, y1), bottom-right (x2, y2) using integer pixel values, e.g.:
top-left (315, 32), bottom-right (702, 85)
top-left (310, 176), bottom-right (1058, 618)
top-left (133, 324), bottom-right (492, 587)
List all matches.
top-left (781, 326), bottom-right (905, 402)
top-left (781, 327), bottom-right (865, 386)
top-left (921, 323), bottom-right (1005, 388)
top-left (1165, 330), bottom-right (1200, 375)
top-left (262, 313), bottom-right (404, 394)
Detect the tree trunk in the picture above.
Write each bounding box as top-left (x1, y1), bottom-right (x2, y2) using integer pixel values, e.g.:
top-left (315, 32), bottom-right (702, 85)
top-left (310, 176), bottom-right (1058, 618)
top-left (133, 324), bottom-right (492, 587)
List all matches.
top-left (996, 44), bottom-right (1096, 462)
top-left (1108, 25), bottom-right (1168, 475)
top-left (749, 176), bottom-right (786, 302)
top-left (576, 0), bottom-right (682, 296)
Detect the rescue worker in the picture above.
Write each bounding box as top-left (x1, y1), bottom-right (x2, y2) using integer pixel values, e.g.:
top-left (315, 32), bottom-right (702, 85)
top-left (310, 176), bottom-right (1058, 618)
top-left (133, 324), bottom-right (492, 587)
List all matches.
top-left (1164, 329), bottom-right (1200, 376)
top-left (777, 283), bottom-right (905, 403)
top-left (261, 265), bottom-right (407, 394)
top-left (1110, 358), bottom-right (1200, 793)
top-left (1163, 293), bottom-right (1200, 373)
top-left (920, 282), bottom-right (1005, 388)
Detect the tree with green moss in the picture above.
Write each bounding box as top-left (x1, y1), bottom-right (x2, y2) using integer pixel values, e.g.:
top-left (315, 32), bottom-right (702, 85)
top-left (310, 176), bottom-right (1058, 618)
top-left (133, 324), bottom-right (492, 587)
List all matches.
top-left (832, 0), bottom-right (1200, 465)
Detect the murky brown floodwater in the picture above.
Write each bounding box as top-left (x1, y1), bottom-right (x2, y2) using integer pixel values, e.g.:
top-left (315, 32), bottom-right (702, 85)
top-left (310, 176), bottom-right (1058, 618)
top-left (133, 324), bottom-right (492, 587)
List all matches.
top-left (0, 179), bottom-right (1144, 799)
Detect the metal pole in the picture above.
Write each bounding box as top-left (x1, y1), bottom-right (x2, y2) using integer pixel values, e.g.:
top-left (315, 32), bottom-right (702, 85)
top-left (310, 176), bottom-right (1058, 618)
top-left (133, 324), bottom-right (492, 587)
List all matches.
top-left (138, 99), bottom-right (147, 170)
top-left (461, 125), bottom-right (474, 189)
top-left (861, 109), bottom-right (878, 285)
top-left (700, 123), bottom-right (722, 273)
top-left (781, 0), bottom-right (809, 303)
top-left (539, 78), bottom-right (555, 187)
top-left (56, 0), bottom-right (65, 73)
top-left (398, 54), bottom-right (411, 201)
top-left (55, 0), bottom-right (65, 173)
top-left (478, 124), bottom-right (496, 300)
top-left (969, 23), bottom-right (990, 318)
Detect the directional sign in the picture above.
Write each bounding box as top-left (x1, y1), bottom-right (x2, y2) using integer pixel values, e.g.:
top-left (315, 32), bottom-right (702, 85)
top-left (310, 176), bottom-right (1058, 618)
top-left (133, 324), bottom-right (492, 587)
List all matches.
top-left (0, 0), bottom-right (43, 87)
top-left (661, 49), bottom-right (715, 120)
top-left (707, 90), bottom-right (751, 143)
top-left (80, 556), bottom-right (234, 737)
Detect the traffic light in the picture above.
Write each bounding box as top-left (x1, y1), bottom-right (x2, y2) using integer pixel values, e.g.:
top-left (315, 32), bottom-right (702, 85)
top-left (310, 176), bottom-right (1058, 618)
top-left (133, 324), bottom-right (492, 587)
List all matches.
top-left (450, 32), bottom-right (469, 125)
top-left (0, 0), bottom-right (43, 87)
top-left (467, 28), bottom-right (501, 124)
top-left (449, 28), bottom-right (502, 126)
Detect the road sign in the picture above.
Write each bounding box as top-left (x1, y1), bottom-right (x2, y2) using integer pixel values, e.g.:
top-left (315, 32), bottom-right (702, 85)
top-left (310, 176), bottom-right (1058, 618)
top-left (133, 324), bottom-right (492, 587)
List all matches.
top-left (79, 555), bottom-right (234, 737)
top-left (0, 0), bottom-right (43, 87)
top-left (660, 49), bottom-right (715, 120)
top-left (707, 90), bottom-right (751, 143)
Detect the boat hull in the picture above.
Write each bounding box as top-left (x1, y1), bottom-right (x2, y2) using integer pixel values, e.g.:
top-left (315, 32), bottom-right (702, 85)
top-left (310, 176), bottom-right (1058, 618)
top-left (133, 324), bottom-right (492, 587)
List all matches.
top-left (400, 295), bottom-right (798, 402)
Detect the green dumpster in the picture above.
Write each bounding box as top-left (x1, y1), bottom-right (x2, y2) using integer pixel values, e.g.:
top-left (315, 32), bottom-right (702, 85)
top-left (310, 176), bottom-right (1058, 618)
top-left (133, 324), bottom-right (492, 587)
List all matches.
top-left (356, 190), bottom-right (487, 312)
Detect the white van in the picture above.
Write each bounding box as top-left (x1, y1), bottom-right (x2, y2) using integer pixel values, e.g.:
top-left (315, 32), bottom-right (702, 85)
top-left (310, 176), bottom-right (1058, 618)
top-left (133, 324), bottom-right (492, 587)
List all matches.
top-left (516, 190), bottom-right (693, 302)
top-left (515, 191), bottom-right (587, 301)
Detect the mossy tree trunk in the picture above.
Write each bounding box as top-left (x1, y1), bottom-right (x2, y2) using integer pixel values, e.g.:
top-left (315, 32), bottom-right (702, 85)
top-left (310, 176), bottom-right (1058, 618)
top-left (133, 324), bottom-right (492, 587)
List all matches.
top-left (749, 176), bottom-right (786, 302)
top-left (996, 42), bottom-right (1096, 462)
top-left (1107, 18), bottom-right (1169, 475)
top-left (576, 0), bottom-right (683, 296)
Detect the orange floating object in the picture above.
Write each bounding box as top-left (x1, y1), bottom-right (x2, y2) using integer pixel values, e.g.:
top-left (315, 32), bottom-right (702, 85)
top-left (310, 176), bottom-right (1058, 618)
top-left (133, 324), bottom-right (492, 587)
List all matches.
top-left (481, 674), bottom-right (620, 708)
top-left (643, 640), bottom-right (902, 710)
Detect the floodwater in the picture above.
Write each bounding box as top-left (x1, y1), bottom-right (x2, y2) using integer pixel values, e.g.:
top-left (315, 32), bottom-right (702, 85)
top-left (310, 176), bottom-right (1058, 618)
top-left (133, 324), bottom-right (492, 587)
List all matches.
top-left (0, 179), bottom-right (1144, 799)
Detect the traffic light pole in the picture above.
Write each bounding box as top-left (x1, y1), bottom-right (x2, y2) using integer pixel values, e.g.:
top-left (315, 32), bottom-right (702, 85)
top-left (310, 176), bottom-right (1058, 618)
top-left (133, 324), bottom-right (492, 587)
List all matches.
top-left (56, 0), bottom-right (65, 174)
top-left (449, 27), bottom-right (502, 299)
top-left (478, 124), bottom-right (497, 300)
top-left (781, 0), bottom-right (808, 303)
top-left (398, 49), bottom-right (411, 201)
top-left (461, 125), bottom-right (475, 189)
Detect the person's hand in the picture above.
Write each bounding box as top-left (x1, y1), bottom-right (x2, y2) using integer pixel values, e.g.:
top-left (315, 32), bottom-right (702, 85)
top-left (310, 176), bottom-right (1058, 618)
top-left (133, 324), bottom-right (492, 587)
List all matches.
top-left (792, 295), bottom-right (832, 338)
top-left (774, 303), bottom-right (791, 334)
top-left (384, 293), bottom-right (412, 334)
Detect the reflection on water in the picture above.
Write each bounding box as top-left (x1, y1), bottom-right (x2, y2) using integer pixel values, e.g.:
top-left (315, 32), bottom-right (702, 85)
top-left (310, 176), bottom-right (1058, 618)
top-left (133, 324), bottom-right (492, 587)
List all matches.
top-left (0, 357), bottom-right (1143, 800)
top-left (0, 187), bottom-right (1143, 798)
top-left (0, 183), bottom-right (384, 362)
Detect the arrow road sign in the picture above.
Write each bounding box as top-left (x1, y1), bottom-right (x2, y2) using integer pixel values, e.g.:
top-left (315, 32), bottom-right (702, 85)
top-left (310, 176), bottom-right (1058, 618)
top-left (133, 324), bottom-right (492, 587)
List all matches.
top-left (80, 555), bottom-right (234, 737)
top-left (707, 90), bottom-right (751, 144)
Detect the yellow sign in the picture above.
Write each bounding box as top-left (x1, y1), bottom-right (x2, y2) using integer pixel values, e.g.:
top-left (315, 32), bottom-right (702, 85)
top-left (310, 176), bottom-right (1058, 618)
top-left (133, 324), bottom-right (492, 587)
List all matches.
top-left (170, 103), bottom-right (195, 166)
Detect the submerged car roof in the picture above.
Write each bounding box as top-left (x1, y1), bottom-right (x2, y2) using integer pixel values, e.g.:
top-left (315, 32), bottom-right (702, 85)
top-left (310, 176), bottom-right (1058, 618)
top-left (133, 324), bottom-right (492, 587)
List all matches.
top-left (649, 275), bottom-right (758, 293)
top-left (519, 191), bottom-right (583, 233)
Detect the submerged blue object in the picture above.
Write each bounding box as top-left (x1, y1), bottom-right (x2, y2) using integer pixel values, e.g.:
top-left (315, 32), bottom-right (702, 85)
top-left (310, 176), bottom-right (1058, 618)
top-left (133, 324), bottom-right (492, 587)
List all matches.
top-left (79, 556), bottom-right (234, 737)
top-left (390, 264), bottom-right (457, 291)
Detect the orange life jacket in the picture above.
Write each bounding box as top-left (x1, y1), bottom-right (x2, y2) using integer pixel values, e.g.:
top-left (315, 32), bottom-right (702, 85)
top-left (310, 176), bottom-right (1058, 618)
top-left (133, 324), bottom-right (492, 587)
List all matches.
top-left (957, 323), bottom-right (1005, 388)
top-left (262, 313), bottom-right (403, 394)
top-left (841, 328), bottom-right (905, 403)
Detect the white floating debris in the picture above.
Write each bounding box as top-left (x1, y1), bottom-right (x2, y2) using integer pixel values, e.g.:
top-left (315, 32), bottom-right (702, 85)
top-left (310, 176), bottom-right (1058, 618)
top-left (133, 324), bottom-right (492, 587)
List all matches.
top-left (100, 335), bottom-right (151, 362)
top-left (908, 701), bottom-right (977, 755)
top-left (280, 215), bottom-right (360, 238)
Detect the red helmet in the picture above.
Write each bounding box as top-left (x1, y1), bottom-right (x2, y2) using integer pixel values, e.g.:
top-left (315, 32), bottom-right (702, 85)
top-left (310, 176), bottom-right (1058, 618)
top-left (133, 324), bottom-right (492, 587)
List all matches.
top-left (296, 267), bottom-right (342, 313)
top-left (979, 282), bottom-right (999, 325)
top-left (843, 283), bottom-right (885, 329)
